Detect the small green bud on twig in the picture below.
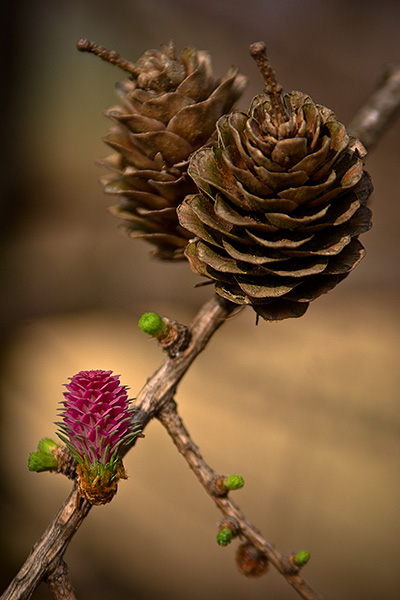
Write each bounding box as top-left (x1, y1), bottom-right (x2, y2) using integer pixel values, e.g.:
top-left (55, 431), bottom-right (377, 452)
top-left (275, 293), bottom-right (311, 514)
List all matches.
top-left (216, 528), bottom-right (233, 546)
top-left (216, 517), bottom-right (240, 546)
top-left (138, 312), bottom-right (167, 338)
top-left (138, 312), bottom-right (191, 359)
top-left (282, 549), bottom-right (311, 574)
top-left (224, 474), bottom-right (245, 490)
top-left (28, 438), bottom-right (60, 472)
top-left (37, 437), bottom-right (60, 454)
top-left (213, 474), bottom-right (245, 495)
top-left (294, 550), bottom-right (311, 566)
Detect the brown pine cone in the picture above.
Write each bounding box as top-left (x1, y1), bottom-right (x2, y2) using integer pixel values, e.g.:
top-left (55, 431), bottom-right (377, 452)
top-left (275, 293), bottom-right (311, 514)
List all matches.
top-left (78, 39), bottom-right (247, 260)
top-left (177, 42), bottom-right (373, 320)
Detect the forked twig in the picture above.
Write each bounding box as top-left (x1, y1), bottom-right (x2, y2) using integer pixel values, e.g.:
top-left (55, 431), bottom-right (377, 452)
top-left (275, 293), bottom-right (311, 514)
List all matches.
top-left (158, 401), bottom-right (323, 600)
top-left (2, 64), bottom-right (399, 600)
top-left (1, 483), bottom-right (90, 600)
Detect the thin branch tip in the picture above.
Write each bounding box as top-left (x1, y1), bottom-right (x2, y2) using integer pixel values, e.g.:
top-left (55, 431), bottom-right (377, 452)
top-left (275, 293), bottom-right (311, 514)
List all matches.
top-left (249, 41), bottom-right (267, 57)
top-left (76, 38), bottom-right (138, 75)
top-left (76, 38), bottom-right (92, 52)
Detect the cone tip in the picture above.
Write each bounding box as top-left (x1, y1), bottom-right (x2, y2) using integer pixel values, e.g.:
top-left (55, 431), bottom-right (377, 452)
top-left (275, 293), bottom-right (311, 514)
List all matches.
top-left (249, 41), bottom-right (267, 57)
top-left (77, 38), bottom-right (92, 52)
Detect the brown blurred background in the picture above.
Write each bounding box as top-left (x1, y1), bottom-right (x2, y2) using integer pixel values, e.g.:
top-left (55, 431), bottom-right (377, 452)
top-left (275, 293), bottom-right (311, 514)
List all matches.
top-left (1, 1), bottom-right (399, 599)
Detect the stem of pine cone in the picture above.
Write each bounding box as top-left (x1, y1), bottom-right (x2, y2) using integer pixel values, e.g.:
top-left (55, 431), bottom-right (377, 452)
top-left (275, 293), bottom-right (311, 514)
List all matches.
top-left (3, 63), bottom-right (400, 600)
top-left (249, 41), bottom-right (288, 125)
top-left (76, 38), bottom-right (139, 75)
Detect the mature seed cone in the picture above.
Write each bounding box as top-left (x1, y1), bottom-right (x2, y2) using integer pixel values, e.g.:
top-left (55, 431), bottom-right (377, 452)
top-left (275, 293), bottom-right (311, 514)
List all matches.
top-left (78, 39), bottom-right (247, 260)
top-left (177, 42), bottom-right (373, 320)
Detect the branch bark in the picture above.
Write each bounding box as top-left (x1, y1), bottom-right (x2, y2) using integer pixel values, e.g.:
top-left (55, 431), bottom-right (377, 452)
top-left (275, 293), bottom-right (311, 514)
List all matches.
top-left (1, 483), bottom-right (91, 600)
top-left (2, 63), bottom-right (400, 600)
top-left (135, 295), bottom-right (235, 424)
top-left (158, 401), bottom-right (323, 600)
top-left (45, 560), bottom-right (77, 600)
top-left (348, 64), bottom-right (400, 150)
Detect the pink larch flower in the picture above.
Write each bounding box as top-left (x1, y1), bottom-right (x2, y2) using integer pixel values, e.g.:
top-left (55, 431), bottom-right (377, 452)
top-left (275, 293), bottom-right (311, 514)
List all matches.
top-left (56, 370), bottom-right (141, 504)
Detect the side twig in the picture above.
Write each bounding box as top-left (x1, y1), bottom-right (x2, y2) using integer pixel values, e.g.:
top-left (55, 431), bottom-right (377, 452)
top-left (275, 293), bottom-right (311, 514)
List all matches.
top-left (134, 295), bottom-right (236, 424)
top-left (348, 64), bottom-right (400, 150)
top-left (158, 400), bottom-right (323, 600)
top-left (1, 483), bottom-right (91, 600)
top-left (45, 560), bottom-right (77, 600)
top-left (2, 64), bottom-right (400, 600)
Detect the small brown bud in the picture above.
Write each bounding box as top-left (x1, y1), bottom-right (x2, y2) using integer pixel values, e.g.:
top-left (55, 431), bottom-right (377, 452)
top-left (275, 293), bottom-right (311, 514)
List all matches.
top-left (236, 542), bottom-right (269, 577)
top-left (157, 318), bottom-right (191, 359)
top-left (212, 475), bottom-right (229, 496)
top-left (282, 550), bottom-right (311, 573)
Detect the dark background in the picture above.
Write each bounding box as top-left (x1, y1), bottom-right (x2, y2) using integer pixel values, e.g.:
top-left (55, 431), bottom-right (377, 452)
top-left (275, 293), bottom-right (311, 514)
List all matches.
top-left (1, 1), bottom-right (399, 599)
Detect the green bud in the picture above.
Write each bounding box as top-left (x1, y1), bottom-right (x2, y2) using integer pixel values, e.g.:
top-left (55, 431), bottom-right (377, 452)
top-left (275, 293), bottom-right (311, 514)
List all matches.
top-left (28, 451), bottom-right (58, 472)
top-left (224, 474), bottom-right (245, 490)
top-left (295, 550), bottom-right (310, 566)
top-left (216, 528), bottom-right (233, 546)
top-left (28, 437), bottom-right (60, 472)
top-left (37, 437), bottom-right (59, 454)
top-left (138, 312), bottom-right (166, 337)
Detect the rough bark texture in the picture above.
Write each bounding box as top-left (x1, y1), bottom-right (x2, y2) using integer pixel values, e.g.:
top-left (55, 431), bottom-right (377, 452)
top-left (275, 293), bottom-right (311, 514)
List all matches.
top-left (1, 485), bottom-right (91, 600)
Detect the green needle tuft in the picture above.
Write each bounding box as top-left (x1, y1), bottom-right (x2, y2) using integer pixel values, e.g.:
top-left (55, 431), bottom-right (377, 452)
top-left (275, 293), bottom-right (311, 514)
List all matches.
top-left (28, 451), bottom-right (58, 472)
top-left (38, 437), bottom-right (59, 454)
top-left (28, 438), bottom-right (60, 472)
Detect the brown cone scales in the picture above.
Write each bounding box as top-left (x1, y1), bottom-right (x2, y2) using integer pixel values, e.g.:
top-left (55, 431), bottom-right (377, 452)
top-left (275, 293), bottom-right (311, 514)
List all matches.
top-left (78, 39), bottom-right (247, 260)
top-left (178, 42), bottom-right (373, 320)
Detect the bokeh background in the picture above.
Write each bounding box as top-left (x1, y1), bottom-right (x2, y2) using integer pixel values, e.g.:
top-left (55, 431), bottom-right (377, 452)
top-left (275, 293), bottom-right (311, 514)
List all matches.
top-left (1, 1), bottom-right (399, 599)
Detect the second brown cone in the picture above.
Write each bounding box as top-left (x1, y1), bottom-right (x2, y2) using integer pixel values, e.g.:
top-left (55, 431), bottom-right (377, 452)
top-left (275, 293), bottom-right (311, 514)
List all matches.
top-left (97, 42), bottom-right (247, 260)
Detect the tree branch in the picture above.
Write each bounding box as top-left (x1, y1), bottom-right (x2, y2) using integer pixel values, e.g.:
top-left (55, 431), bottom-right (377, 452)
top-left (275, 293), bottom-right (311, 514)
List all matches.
top-left (134, 295), bottom-right (236, 425)
top-left (1, 483), bottom-right (91, 600)
top-left (45, 560), bottom-right (77, 600)
top-left (0, 295), bottom-right (235, 600)
top-left (2, 63), bottom-right (400, 600)
top-left (348, 64), bottom-right (400, 150)
top-left (157, 401), bottom-right (323, 600)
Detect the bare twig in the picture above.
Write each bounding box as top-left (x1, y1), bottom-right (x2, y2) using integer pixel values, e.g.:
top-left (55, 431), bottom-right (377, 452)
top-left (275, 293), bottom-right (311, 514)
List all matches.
top-left (1, 483), bottom-right (91, 600)
top-left (46, 560), bottom-right (77, 600)
top-left (158, 401), bottom-right (323, 600)
top-left (348, 64), bottom-right (400, 150)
